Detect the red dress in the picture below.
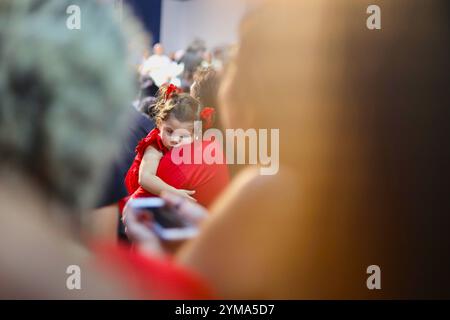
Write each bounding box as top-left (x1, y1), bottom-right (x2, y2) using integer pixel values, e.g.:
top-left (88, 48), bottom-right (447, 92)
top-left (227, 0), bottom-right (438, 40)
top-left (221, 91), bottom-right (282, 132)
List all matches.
top-left (125, 128), bottom-right (169, 196)
top-left (124, 129), bottom-right (230, 209)
top-left (132, 140), bottom-right (230, 207)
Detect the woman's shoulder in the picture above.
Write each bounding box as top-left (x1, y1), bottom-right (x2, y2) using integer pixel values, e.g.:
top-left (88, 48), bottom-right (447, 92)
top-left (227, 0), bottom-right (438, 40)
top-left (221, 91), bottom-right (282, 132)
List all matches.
top-left (180, 166), bottom-right (302, 298)
top-left (230, 166), bottom-right (298, 196)
top-left (210, 166), bottom-right (300, 217)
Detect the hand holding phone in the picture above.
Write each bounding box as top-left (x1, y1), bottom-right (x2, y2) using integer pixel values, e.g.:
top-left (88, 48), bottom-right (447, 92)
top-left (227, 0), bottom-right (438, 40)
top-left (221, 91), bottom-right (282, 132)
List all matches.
top-left (128, 197), bottom-right (199, 241)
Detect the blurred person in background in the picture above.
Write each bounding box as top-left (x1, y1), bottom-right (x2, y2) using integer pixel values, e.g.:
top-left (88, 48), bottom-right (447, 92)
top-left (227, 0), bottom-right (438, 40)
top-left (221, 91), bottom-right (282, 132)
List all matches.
top-left (125, 0), bottom-right (450, 299)
top-left (137, 96), bottom-right (158, 119)
top-left (201, 51), bottom-right (213, 69)
top-left (93, 103), bottom-right (155, 243)
top-left (141, 42), bottom-right (182, 87)
top-left (140, 43), bottom-right (171, 78)
top-left (95, 73), bottom-right (158, 242)
top-left (135, 74), bottom-right (159, 103)
top-left (0, 0), bottom-right (210, 299)
top-left (178, 39), bottom-right (206, 91)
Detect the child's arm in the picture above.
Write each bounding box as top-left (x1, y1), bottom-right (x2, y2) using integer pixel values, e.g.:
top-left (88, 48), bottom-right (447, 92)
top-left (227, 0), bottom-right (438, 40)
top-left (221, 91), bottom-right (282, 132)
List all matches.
top-left (139, 146), bottom-right (196, 201)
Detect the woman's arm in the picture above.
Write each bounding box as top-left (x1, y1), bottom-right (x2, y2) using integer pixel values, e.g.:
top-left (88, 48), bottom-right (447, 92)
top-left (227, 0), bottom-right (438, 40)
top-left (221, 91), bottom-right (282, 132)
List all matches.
top-left (139, 146), bottom-right (195, 200)
top-left (175, 167), bottom-right (302, 299)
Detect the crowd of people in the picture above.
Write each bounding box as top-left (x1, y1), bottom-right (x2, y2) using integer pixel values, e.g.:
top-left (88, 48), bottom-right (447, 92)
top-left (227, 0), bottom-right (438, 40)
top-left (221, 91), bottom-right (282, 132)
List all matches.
top-left (136, 40), bottom-right (231, 92)
top-left (1, 0), bottom-right (449, 299)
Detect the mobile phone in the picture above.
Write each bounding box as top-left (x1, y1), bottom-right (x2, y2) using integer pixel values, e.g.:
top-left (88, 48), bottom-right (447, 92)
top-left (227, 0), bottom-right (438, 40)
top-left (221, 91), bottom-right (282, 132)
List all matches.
top-left (128, 197), bottom-right (198, 241)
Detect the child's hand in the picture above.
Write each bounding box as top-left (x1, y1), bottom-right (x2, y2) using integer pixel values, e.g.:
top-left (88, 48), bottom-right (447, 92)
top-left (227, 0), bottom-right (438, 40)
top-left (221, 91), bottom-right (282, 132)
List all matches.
top-left (174, 189), bottom-right (196, 202)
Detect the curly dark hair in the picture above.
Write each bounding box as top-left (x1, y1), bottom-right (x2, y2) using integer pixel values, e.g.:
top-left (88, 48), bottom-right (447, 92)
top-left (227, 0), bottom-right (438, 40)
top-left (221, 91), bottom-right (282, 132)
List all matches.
top-left (150, 85), bottom-right (201, 126)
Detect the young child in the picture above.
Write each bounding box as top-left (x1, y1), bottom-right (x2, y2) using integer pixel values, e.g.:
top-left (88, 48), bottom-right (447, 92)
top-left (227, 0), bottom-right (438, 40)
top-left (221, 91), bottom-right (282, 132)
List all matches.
top-left (125, 84), bottom-right (211, 201)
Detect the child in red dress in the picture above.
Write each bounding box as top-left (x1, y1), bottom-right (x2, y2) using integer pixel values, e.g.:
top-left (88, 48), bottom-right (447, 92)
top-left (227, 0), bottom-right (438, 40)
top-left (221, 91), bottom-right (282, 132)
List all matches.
top-left (125, 84), bottom-right (215, 201)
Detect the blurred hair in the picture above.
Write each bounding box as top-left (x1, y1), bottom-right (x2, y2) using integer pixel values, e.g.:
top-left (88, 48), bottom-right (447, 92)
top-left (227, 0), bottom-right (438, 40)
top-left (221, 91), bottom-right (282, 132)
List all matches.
top-left (191, 67), bottom-right (223, 130)
top-left (192, 67), bottom-right (221, 109)
top-left (138, 96), bottom-right (157, 118)
top-left (0, 0), bottom-right (146, 210)
top-left (138, 74), bottom-right (158, 99)
top-left (222, 0), bottom-right (450, 297)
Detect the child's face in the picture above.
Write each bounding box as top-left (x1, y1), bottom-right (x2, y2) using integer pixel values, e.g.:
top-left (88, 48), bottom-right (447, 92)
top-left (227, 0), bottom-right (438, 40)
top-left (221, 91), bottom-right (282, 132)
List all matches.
top-left (159, 114), bottom-right (194, 149)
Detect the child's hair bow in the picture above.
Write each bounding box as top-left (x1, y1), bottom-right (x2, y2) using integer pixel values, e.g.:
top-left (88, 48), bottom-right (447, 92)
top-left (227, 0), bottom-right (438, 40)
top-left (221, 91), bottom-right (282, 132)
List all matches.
top-left (200, 107), bottom-right (216, 130)
top-left (165, 84), bottom-right (181, 101)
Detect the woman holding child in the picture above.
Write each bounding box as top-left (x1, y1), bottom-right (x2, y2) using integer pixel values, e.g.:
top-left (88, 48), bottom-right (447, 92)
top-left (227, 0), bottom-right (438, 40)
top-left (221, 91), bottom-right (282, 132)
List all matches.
top-left (125, 80), bottom-right (230, 207)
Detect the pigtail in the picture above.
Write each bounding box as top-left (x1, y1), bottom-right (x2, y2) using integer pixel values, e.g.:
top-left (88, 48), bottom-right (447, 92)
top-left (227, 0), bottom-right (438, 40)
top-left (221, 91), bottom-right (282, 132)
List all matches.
top-left (149, 84), bottom-right (182, 123)
top-left (147, 100), bottom-right (160, 121)
top-left (158, 83), bottom-right (182, 103)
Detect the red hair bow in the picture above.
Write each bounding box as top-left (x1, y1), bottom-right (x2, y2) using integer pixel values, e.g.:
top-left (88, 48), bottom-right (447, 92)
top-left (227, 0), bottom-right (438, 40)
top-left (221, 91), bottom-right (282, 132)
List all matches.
top-left (165, 84), bottom-right (181, 101)
top-left (200, 107), bottom-right (215, 130)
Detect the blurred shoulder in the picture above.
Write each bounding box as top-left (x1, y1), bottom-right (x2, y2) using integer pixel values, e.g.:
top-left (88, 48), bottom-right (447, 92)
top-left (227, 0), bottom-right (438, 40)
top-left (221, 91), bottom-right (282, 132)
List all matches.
top-left (231, 166), bottom-right (298, 195)
top-left (211, 165), bottom-right (300, 215)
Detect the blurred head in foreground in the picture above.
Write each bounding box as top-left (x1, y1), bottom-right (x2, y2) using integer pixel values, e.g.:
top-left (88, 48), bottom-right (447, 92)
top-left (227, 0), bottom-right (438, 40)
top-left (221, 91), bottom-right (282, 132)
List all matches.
top-left (219, 0), bottom-right (449, 298)
top-left (0, 0), bottom-right (157, 299)
top-left (0, 0), bottom-right (144, 211)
